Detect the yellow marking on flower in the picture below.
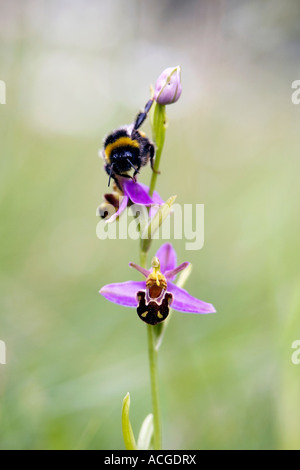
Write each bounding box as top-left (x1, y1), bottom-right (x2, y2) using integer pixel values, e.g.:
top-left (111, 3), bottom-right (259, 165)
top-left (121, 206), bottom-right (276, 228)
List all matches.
top-left (141, 311), bottom-right (148, 318)
top-left (152, 257), bottom-right (162, 286)
top-left (151, 257), bottom-right (160, 270)
top-left (146, 257), bottom-right (167, 299)
top-left (157, 311), bottom-right (163, 319)
top-left (104, 137), bottom-right (140, 162)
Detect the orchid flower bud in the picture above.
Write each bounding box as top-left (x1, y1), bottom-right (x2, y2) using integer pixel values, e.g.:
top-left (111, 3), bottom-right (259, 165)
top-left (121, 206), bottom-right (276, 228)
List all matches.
top-left (154, 66), bottom-right (182, 105)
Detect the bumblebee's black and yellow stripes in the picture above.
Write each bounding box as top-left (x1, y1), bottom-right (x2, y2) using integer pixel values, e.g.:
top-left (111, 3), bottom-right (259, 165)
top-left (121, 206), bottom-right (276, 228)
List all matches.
top-left (102, 99), bottom-right (156, 186)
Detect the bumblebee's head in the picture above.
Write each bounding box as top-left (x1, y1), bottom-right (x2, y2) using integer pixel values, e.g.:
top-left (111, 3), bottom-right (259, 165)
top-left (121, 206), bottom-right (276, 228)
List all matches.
top-left (104, 128), bottom-right (141, 186)
top-left (101, 99), bottom-right (155, 186)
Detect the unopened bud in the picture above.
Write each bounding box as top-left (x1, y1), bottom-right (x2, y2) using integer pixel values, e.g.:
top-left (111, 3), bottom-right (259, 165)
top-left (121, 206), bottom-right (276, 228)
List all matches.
top-left (154, 66), bottom-right (182, 105)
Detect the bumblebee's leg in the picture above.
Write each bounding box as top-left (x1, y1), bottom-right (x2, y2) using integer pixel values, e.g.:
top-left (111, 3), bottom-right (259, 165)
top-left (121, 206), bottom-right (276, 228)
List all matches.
top-left (149, 143), bottom-right (160, 174)
top-left (105, 163), bottom-right (112, 187)
top-left (106, 163), bottom-right (115, 187)
top-left (125, 158), bottom-right (140, 181)
top-left (133, 98), bottom-right (154, 131)
top-left (133, 162), bottom-right (141, 181)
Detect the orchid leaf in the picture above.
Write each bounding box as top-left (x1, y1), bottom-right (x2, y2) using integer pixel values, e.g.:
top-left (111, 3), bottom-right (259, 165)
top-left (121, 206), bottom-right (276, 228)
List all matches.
top-left (137, 413), bottom-right (154, 450)
top-left (121, 392), bottom-right (137, 450)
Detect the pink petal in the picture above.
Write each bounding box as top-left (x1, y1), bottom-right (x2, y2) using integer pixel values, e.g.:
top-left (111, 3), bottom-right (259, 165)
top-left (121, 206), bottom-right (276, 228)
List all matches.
top-left (167, 283), bottom-right (216, 314)
top-left (129, 262), bottom-right (150, 278)
top-left (100, 281), bottom-right (145, 307)
top-left (155, 243), bottom-right (177, 274)
top-left (165, 262), bottom-right (190, 280)
top-left (121, 179), bottom-right (153, 205)
top-left (154, 66), bottom-right (182, 105)
top-left (138, 183), bottom-right (164, 206)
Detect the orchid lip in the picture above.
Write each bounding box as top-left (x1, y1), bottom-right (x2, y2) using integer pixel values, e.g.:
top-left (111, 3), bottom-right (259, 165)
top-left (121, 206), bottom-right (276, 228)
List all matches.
top-left (137, 288), bottom-right (172, 307)
top-left (137, 290), bottom-right (173, 325)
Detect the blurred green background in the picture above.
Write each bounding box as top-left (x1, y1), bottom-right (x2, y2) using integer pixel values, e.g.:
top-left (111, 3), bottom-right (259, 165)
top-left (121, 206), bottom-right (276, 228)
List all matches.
top-left (1, 0), bottom-right (300, 450)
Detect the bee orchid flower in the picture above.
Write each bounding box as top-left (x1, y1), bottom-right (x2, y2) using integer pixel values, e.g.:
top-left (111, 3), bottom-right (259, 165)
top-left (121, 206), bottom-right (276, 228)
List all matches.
top-left (97, 177), bottom-right (164, 223)
top-left (100, 243), bottom-right (216, 325)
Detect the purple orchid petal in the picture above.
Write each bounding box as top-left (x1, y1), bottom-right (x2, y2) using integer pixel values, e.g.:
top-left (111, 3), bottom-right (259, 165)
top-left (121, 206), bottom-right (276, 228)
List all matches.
top-left (105, 195), bottom-right (128, 223)
top-left (138, 183), bottom-right (164, 206)
top-left (140, 182), bottom-right (164, 219)
top-left (121, 179), bottom-right (153, 205)
top-left (165, 262), bottom-right (190, 280)
top-left (100, 280), bottom-right (145, 307)
top-left (129, 262), bottom-right (150, 278)
top-left (167, 283), bottom-right (216, 314)
top-left (142, 184), bottom-right (165, 219)
top-left (155, 243), bottom-right (177, 274)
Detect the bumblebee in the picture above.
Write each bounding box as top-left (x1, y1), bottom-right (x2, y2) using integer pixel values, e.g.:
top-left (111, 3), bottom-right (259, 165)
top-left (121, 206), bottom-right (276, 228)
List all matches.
top-left (101, 99), bottom-right (156, 186)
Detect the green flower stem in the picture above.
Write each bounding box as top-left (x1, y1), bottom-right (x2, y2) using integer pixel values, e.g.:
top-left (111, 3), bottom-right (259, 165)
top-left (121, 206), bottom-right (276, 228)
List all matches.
top-left (138, 100), bottom-right (168, 451)
top-left (148, 103), bottom-right (167, 198)
top-left (139, 250), bottom-right (148, 270)
top-left (140, 251), bottom-right (162, 450)
top-left (140, 102), bottom-right (167, 261)
top-left (147, 323), bottom-right (162, 450)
